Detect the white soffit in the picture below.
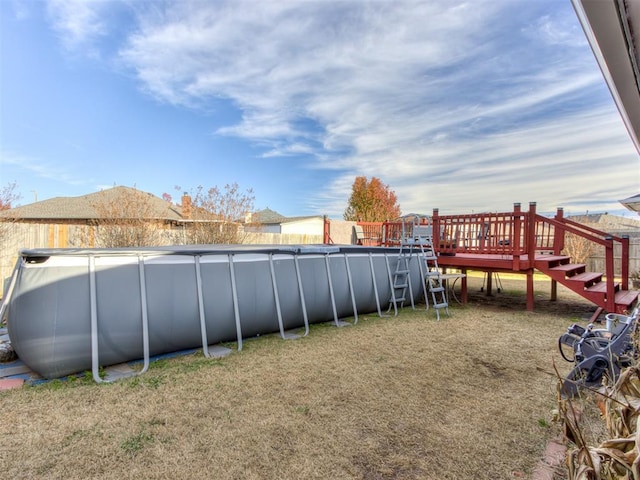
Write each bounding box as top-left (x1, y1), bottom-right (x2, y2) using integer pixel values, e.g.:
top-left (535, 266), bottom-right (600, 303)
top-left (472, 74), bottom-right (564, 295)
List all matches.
top-left (572, 0), bottom-right (640, 155)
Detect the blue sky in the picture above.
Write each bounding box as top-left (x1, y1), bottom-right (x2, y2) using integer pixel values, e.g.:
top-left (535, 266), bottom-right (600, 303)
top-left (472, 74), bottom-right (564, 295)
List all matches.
top-left (1, 0), bottom-right (638, 218)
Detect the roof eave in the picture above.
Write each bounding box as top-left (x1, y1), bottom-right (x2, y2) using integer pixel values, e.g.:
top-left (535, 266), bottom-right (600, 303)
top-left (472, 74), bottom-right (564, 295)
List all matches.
top-left (572, 0), bottom-right (640, 155)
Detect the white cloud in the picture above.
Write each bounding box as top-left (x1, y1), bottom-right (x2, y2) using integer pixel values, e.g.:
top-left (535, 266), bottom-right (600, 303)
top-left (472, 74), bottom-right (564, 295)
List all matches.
top-left (120, 1), bottom-right (500, 118)
top-left (43, 0), bottom-right (639, 216)
top-left (46, 0), bottom-right (108, 52)
top-left (0, 150), bottom-right (89, 187)
top-left (527, 13), bottom-right (587, 48)
top-left (10, 0), bottom-right (32, 20)
top-left (261, 142), bottom-right (317, 158)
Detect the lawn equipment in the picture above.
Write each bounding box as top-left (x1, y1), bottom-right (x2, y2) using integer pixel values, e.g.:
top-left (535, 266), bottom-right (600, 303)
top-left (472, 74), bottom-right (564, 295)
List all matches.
top-left (559, 306), bottom-right (639, 397)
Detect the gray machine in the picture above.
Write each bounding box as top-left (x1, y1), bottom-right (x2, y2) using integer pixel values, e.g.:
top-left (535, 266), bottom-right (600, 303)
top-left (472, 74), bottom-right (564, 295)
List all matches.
top-left (559, 306), bottom-right (639, 397)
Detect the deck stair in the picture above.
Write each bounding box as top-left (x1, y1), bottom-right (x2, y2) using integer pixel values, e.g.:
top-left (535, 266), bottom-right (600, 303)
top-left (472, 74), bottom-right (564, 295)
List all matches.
top-left (535, 254), bottom-right (639, 314)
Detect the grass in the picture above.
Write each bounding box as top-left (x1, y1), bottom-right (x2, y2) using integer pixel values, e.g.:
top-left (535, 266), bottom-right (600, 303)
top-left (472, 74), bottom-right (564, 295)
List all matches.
top-left (0, 275), bottom-right (590, 479)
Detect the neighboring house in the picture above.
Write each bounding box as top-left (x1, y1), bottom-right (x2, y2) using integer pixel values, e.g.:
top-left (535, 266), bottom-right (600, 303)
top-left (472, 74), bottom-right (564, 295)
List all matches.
top-left (0, 185), bottom-right (184, 246)
top-left (566, 213), bottom-right (640, 276)
top-left (0, 188), bottom-right (336, 282)
top-left (566, 213), bottom-right (640, 233)
top-left (1, 186), bottom-right (183, 224)
top-left (0, 186), bottom-right (185, 280)
top-left (245, 208), bottom-right (325, 236)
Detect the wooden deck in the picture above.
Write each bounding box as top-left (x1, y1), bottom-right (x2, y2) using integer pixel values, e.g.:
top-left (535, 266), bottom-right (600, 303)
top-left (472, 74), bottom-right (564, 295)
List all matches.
top-left (355, 202), bottom-right (638, 316)
top-left (437, 253), bottom-right (531, 271)
top-left (434, 253), bottom-right (539, 309)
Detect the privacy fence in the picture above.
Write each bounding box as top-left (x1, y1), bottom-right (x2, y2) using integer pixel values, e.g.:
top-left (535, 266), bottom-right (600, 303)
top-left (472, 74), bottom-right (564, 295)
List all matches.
top-left (0, 220), bottom-right (357, 286)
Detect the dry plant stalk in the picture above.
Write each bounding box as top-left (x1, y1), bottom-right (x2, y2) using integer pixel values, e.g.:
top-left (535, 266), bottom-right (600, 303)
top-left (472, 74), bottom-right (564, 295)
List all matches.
top-left (564, 365), bottom-right (640, 479)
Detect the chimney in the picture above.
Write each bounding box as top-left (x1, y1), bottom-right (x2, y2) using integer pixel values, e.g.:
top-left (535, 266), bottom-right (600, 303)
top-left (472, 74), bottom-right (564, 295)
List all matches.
top-left (182, 194), bottom-right (192, 219)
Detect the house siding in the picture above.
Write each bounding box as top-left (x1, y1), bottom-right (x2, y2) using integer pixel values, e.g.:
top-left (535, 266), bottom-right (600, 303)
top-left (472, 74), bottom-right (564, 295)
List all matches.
top-left (280, 218), bottom-right (324, 235)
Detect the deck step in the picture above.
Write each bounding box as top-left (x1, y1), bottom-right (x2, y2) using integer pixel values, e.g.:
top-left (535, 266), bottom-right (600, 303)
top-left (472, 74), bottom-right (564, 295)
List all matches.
top-left (550, 263), bottom-right (586, 276)
top-left (535, 255), bottom-right (571, 267)
top-left (566, 272), bottom-right (602, 287)
top-left (615, 290), bottom-right (640, 308)
top-left (586, 281), bottom-right (620, 294)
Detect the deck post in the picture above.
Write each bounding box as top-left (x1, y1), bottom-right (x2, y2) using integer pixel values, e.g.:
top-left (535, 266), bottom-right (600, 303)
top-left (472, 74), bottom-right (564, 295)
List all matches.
top-left (432, 208), bottom-right (440, 255)
top-left (527, 202), bottom-right (536, 258)
top-left (323, 215), bottom-right (331, 244)
top-left (621, 235), bottom-right (629, 290)
top-left (526, 270), bottom-right (534, 311)
top-left (550, 207), bottom-right (566, 301)
top-left (553, 207), bottom-right (564, 255)
top-left (461, 268), bottom-right (468, 304)
top-left (605, 236), bottom-right (615, 313)
top-left (512, 203), bottom-right (521, 271)
top-left (527, 203), bottom-right (537, 311)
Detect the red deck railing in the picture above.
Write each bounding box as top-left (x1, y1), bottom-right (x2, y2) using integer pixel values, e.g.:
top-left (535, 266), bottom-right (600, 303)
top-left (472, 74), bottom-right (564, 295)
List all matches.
top-left (431, 205), bottom-right (528, 256)
top-left (356, 221), bottom-right (385, 246)
top-left (535, 210), bottom-right (629, 287)
top-left (357, 202), bottom-right (630, 312)
top-left (354, 202), bottom-right (634, 314)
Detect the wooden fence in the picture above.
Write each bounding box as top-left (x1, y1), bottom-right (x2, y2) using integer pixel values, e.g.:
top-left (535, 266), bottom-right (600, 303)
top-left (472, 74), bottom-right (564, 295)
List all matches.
top-left (0, 222), bottom-right (334, 286)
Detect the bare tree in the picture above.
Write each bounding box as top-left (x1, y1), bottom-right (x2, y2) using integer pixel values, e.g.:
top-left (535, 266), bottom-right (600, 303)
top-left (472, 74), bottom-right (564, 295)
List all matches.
top-left (182, 183), bottom-right (255, 244)
top-left (562, 232), bottom-right (595, 265)
top-left (0, 181), bottom-right (21, 248)
top-left (90, 187), bottom-right (167, 248)
top-left (0, 182), bottom-right (20, 211)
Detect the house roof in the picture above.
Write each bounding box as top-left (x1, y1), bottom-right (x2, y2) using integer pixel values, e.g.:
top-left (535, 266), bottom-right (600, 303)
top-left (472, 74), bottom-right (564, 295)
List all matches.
top-left (620, 193), bottom-right (640, 213)
top-left (572, 0), bottom-right (640, 154)
top-left (250, 208), bottom-right (286, 224)
top-left (249, 208), bottom-right (322, 225)
top-left (567, 212), bottom-right (640, 230)
top-left (0, 186), bottom-right (183, 221)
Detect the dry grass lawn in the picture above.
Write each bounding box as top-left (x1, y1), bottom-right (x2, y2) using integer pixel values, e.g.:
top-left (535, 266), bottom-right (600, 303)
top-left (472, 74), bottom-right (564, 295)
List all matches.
top-left (0, 274), bottom-right (592, 479)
